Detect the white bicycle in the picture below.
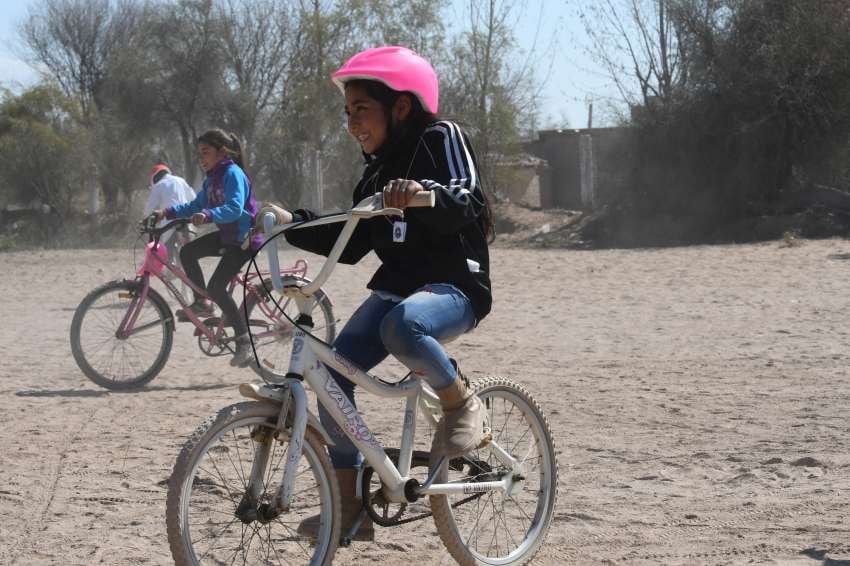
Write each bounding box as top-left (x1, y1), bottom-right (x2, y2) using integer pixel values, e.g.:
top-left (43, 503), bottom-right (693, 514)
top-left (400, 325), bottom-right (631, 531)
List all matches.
top-left (165, 192), bottom-right (559, 565)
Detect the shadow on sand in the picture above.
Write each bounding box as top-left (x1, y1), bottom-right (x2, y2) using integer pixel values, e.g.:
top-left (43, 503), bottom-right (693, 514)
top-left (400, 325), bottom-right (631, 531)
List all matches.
top-left (15, 382), bottom-right (233, 397)
top-left (801, 548), bottom-right (850, 566)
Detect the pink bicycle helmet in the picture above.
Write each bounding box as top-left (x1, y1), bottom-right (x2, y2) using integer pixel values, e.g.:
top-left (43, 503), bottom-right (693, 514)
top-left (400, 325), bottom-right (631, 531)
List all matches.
top-left (332, 46), bottom-right (439, 114)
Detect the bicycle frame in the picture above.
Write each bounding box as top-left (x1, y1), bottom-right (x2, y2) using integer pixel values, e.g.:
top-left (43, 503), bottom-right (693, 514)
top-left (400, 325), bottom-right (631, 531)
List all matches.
top-left (252, 194), bottom-right (523, 511)
top-left (289, 325), bottom-right (521, 504)
top-left (117, 222), bottom-right (308, 346)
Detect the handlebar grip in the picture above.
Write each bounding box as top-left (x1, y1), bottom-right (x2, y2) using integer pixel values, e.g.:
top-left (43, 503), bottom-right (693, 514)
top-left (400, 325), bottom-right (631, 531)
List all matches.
top-left (258, 204), bottom-right (292, 228)
top-left (407, 190), bottom-right (436, 208)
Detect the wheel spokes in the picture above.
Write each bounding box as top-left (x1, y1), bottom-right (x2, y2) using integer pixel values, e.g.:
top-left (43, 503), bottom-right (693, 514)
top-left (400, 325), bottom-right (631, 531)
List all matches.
top-left (77, 287), bottom-right (167, 383)
top-left (185, 421), bottom-right (329, 564)
top-left (442, 387), bottom-right (554, 562)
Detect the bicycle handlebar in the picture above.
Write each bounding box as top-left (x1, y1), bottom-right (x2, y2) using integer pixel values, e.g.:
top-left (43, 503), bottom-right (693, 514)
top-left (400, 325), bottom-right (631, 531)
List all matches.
top-left (261, 190), bottom-right (435, 296)
top-left (140, 215), bottom-right (191, 238)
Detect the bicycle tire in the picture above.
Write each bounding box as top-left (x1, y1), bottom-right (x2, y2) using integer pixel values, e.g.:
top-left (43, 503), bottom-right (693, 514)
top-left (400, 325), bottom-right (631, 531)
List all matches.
top-left (70, 279), bottom-right (173, 390)
top-left (244, 277), bottom-right (336, 383)
top-left (166, 401), bottom-right (341, 566)
top-left (429, 377), bottom-right (559, 566)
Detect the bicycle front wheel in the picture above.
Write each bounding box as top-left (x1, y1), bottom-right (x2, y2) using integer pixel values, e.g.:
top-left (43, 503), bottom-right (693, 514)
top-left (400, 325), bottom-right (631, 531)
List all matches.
top-left (244, 277), bottom-right (336, 383)
top-left (70, 280), bottom-right (173, 390)
top-left (429, 377), bottom-right (559, 566)
top-left (166, 401), bottom-right (341, 566)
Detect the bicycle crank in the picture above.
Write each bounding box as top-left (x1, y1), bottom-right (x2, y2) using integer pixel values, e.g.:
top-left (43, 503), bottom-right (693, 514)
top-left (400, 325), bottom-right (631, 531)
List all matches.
top-left (360, 448), bottom-right (497, 527)
top-left (196, 318), bottom-right (233, 356)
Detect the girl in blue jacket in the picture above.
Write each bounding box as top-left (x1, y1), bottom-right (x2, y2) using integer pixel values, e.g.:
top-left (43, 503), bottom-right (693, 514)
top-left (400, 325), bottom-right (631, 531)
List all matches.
top-left (154, 129), bottom-right (262, 367)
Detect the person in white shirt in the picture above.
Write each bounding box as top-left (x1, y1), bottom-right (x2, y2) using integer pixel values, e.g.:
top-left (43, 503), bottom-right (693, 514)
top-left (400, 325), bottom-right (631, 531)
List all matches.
top-left (144, 163), bottom-right (196, 264)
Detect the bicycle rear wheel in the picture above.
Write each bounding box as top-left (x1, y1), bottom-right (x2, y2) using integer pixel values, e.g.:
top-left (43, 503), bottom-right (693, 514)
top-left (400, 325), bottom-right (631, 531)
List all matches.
top-left (244, 277), bottom-right (336, 383)
top-left (70, 280), bottom-right (173, 390)
top-left (429, 377), bottom-right (558, 566)
top-left (166, 401), bottom-right (341, 566)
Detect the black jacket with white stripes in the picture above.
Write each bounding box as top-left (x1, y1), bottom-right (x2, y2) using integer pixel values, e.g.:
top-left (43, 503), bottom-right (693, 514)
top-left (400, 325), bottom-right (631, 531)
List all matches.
top-left (285, 119), bottom-right (492, 323)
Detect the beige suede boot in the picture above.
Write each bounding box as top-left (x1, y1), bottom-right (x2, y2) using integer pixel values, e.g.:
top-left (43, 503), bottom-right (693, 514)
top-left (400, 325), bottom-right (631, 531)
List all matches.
top-left (431, 372), bottom-right (489, 459)
top-left (296, 468), bottom-right (374, 541)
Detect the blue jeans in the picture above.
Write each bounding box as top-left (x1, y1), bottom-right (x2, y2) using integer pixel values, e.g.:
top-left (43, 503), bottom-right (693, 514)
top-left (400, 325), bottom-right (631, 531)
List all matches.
top-left (319, 284), bottom-right (475, 468)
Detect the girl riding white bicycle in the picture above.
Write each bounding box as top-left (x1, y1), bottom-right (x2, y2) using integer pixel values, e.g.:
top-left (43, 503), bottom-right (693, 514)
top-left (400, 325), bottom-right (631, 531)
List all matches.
top-left (265, 46), bottom-right (495, 540)
top-left (166, 46), bottom-right (557, 566)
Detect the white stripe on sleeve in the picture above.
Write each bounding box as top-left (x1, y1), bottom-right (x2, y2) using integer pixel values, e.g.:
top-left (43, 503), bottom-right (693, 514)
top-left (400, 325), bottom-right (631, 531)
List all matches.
top-left (447, 121), bottom-right (477, 191)
top-left (425, 121), bottom-right (479, 194)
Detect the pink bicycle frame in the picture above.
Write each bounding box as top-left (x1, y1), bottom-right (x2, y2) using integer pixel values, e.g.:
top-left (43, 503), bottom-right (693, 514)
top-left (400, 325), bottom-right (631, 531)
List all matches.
top-left (118, 238), bottom-right (308, 343)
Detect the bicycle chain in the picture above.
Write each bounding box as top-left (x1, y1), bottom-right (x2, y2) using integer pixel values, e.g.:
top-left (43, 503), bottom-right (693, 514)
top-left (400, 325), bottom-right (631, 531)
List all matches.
top-left (364, 488), bottom-right (485, 526)
top-left (361, 449), bottom-right (493, 527)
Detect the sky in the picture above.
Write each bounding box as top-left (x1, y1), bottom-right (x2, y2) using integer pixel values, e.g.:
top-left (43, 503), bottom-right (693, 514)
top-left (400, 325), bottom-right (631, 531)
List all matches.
top-left (0, 0), bottom-right (621, 130)
top-left (0, 2), bottom-right (35, 90)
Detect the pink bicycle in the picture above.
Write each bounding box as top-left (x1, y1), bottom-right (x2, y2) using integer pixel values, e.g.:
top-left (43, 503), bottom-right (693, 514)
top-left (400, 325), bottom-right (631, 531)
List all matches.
top-left (70, 217), bottom-right (335, 390)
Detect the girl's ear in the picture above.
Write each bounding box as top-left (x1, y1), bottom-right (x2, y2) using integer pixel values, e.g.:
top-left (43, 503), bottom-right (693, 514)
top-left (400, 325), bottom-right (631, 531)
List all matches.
top-left (392, 94), bottom-right (412, 122)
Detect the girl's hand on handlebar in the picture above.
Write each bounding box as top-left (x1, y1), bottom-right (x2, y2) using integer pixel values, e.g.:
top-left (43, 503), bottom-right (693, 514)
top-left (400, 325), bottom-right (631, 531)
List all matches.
top-left (383, 179), bottom-right (423, 210)
top-left (191, 212), bottom-right (208, 226)
top-left (151, 209), bottom-right (165, 223)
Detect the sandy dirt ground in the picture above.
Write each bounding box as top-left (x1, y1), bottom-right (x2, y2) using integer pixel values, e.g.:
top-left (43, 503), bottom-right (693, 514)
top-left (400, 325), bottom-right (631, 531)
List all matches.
top-left (2, 238), bottom-right (850, 566)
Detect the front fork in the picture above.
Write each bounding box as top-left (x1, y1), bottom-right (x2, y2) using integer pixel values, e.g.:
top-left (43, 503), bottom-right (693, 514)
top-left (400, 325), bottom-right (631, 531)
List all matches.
top-left (276, 380), bottom-right (308, 511)
top-left (238, 379), bottom-right (309, 523)
top-left (116, 277), bottom-right (151, 339)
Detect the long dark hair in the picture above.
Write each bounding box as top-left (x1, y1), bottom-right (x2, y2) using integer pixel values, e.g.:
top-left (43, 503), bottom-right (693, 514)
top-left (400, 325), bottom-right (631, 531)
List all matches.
top-left (346, 79), bottom-right (437, 136)
top-left (345, 80), bottom-right (496, 242)
top-left (197, 129), bottom-right (247, 173)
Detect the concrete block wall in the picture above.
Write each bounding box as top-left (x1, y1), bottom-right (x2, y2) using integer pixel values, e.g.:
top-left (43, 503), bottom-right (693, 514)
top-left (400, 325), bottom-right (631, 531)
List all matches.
top-left (527, 127), bottom-right (633, 211)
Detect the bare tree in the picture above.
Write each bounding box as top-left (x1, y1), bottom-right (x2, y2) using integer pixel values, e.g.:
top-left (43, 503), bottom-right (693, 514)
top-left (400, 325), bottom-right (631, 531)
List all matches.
top-left (579, 0), bottom-right (699, 113)
top-left (19, 0), bottom-right (150, 209)
top-left (580, 0), bottom-right (850, 222)
top-left (145, 0), bottom-right (226, 185)
top-left (217, 0), bottom-right (299, 146)
top-left (439, 0), bottom-right (550, 196)
top-left (254, 0), bottom-right (365, 208)
top-left (20, 0), bottom-right (145, 124)
top-left (360, 0), bottom-right (447, 60)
